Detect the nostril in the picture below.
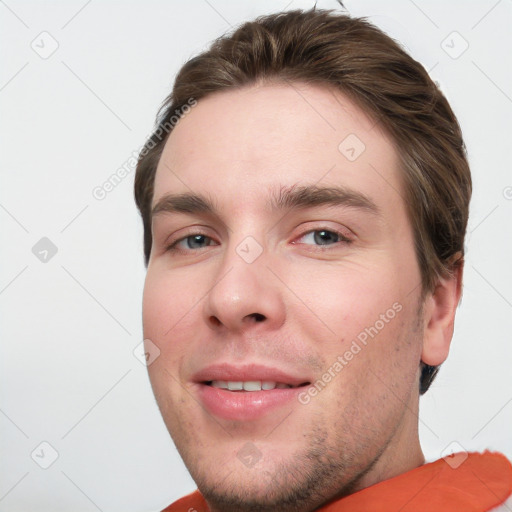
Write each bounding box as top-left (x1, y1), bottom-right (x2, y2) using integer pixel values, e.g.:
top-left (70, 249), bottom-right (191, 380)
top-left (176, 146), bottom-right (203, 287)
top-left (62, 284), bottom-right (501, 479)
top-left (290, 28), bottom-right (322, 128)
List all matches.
top-left (251, 313), bottom-right (265, 322)
top-left (209, 316), bottom-right (222, 327)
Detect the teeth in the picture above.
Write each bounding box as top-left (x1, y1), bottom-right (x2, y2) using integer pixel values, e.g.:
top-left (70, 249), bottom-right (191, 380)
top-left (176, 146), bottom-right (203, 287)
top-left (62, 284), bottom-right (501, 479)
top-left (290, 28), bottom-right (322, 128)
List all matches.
top-left (243, 381), bottom-right (261, 391)
top-left (210, 380), bottom-right (293, 391)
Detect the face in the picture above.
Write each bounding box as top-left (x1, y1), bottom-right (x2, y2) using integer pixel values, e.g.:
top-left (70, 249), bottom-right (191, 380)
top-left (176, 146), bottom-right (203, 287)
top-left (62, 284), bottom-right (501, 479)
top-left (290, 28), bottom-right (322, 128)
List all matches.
top-left (143, 83), bottom-right (426, 511)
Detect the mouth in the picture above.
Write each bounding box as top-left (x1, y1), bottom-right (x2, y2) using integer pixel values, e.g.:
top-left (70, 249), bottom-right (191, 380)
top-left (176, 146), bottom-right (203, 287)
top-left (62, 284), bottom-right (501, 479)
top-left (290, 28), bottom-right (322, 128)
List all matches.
top-left (193, 365), bottom-right (311, 421)
top-left (205, 380), bottom-right (310, 391)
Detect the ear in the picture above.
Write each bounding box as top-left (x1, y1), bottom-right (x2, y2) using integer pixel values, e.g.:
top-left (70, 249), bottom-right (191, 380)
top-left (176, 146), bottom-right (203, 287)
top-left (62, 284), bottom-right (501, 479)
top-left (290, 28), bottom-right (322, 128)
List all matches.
top-left (421, 254), bottom-right (464, 367)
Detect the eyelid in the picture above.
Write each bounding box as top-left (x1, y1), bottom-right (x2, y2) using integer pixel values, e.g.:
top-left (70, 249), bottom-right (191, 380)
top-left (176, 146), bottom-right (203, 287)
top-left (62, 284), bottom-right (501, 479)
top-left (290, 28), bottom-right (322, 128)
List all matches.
top-left (165, 228), bottom-right (218, 252)
top-left (164, 224), bottom-right (353, 254)
top-left (292, 225), bottom-right (353, 246)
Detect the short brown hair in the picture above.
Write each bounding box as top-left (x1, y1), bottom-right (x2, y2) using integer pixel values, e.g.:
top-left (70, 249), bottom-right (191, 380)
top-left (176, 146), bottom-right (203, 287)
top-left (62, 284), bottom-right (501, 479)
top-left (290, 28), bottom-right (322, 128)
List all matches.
top-left (134, 8), bottom-right (472, 394)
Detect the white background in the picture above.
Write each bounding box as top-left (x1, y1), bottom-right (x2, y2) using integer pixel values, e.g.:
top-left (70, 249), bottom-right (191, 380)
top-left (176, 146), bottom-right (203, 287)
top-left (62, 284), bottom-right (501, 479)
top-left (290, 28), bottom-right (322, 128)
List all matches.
top-left (1, 1), bottom-right (511, 511)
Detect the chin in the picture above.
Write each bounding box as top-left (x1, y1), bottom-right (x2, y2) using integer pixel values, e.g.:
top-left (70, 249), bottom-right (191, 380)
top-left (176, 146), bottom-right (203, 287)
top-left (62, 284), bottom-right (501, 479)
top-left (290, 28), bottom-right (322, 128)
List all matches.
top-left (177, 432), bottom-right (364, 512)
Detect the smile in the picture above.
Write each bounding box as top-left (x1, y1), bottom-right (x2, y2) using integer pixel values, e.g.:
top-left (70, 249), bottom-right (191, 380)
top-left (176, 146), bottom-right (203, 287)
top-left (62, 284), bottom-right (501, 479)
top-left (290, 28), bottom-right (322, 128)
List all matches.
top-left (193, 364), bottom-right (311, 421)
top-left (208, 380), bottom-right (302, 391)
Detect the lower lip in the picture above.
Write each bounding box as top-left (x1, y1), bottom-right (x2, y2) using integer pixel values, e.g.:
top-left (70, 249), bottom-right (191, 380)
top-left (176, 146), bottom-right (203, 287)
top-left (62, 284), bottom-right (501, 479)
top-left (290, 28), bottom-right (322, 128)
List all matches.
top-left (197, 384), bottom-right (305, 421)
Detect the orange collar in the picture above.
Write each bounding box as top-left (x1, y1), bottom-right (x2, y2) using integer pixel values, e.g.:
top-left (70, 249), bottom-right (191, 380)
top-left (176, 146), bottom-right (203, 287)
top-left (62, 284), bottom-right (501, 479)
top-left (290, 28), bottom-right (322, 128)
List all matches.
top-left (162, 452), bottom-right (512, 512)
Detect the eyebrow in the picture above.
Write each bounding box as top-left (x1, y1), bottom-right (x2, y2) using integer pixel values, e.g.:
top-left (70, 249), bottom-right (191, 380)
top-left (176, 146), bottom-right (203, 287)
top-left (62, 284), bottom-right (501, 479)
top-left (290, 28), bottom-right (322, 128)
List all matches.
top-left (269, 184), bottom-right (379, 214)
top-left (151, 184), bottom-right (380, 220)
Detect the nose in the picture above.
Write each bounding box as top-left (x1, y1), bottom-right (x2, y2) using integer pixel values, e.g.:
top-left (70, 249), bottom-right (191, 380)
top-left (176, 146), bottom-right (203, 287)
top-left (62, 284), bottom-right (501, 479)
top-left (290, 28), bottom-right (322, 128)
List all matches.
top-left (203, 243), bottom-right (286, 334)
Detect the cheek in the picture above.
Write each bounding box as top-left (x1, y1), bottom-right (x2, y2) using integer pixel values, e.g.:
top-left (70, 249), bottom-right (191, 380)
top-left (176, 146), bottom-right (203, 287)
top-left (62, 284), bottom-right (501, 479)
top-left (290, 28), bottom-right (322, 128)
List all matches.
top-left (142, 270), bottom-right (195, 432)
top-left (288, 262), bottom-right (405, 347)
top-left (286, 260), bottom-right (422, 401)
top-left (142, 268), bottom-right (202, 389)
top-left (142, 266), bottom-right (200, 342)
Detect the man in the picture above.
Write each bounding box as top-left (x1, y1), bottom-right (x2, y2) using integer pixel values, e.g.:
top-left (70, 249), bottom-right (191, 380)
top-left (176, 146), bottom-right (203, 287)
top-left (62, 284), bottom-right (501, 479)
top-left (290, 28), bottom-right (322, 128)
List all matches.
top-left (134, 8), bottom-right (512, 512)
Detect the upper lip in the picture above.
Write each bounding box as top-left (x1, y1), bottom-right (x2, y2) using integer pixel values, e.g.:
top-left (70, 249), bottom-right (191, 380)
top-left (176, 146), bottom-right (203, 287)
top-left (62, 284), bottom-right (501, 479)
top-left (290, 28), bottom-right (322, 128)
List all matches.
top-left (192, 363), bottom-right (311, 386)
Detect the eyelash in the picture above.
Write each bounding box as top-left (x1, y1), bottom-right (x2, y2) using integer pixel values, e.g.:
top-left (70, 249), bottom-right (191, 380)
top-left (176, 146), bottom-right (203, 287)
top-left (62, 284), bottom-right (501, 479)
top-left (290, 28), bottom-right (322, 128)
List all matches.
top-left (166, 232), bottom-right (216, 253)
top-left (165, 227), bottom-right (352, 254)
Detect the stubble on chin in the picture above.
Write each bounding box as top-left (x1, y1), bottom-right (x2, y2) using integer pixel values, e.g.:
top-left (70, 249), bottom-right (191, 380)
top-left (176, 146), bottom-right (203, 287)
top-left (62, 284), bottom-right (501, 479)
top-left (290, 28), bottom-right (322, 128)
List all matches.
top-left (185, 421), bottom-right (380, 512)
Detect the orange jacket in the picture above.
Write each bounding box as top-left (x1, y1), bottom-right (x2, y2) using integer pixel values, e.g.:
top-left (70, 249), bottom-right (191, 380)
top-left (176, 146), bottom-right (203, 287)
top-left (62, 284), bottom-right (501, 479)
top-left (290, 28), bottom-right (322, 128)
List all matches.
top-left (162, 452), bottom-right (512, 512)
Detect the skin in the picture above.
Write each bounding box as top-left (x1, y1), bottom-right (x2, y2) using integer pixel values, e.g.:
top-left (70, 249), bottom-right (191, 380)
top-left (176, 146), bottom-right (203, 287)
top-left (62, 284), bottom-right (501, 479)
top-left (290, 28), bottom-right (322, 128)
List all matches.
top-left (142, 82), bottom-right (462, 512)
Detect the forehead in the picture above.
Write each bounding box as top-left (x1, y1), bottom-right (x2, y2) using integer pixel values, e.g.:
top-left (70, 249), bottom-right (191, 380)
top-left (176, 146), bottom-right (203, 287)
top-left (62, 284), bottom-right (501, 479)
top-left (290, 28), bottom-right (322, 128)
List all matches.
top-left (153, 82), bottom-right (403, 215)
